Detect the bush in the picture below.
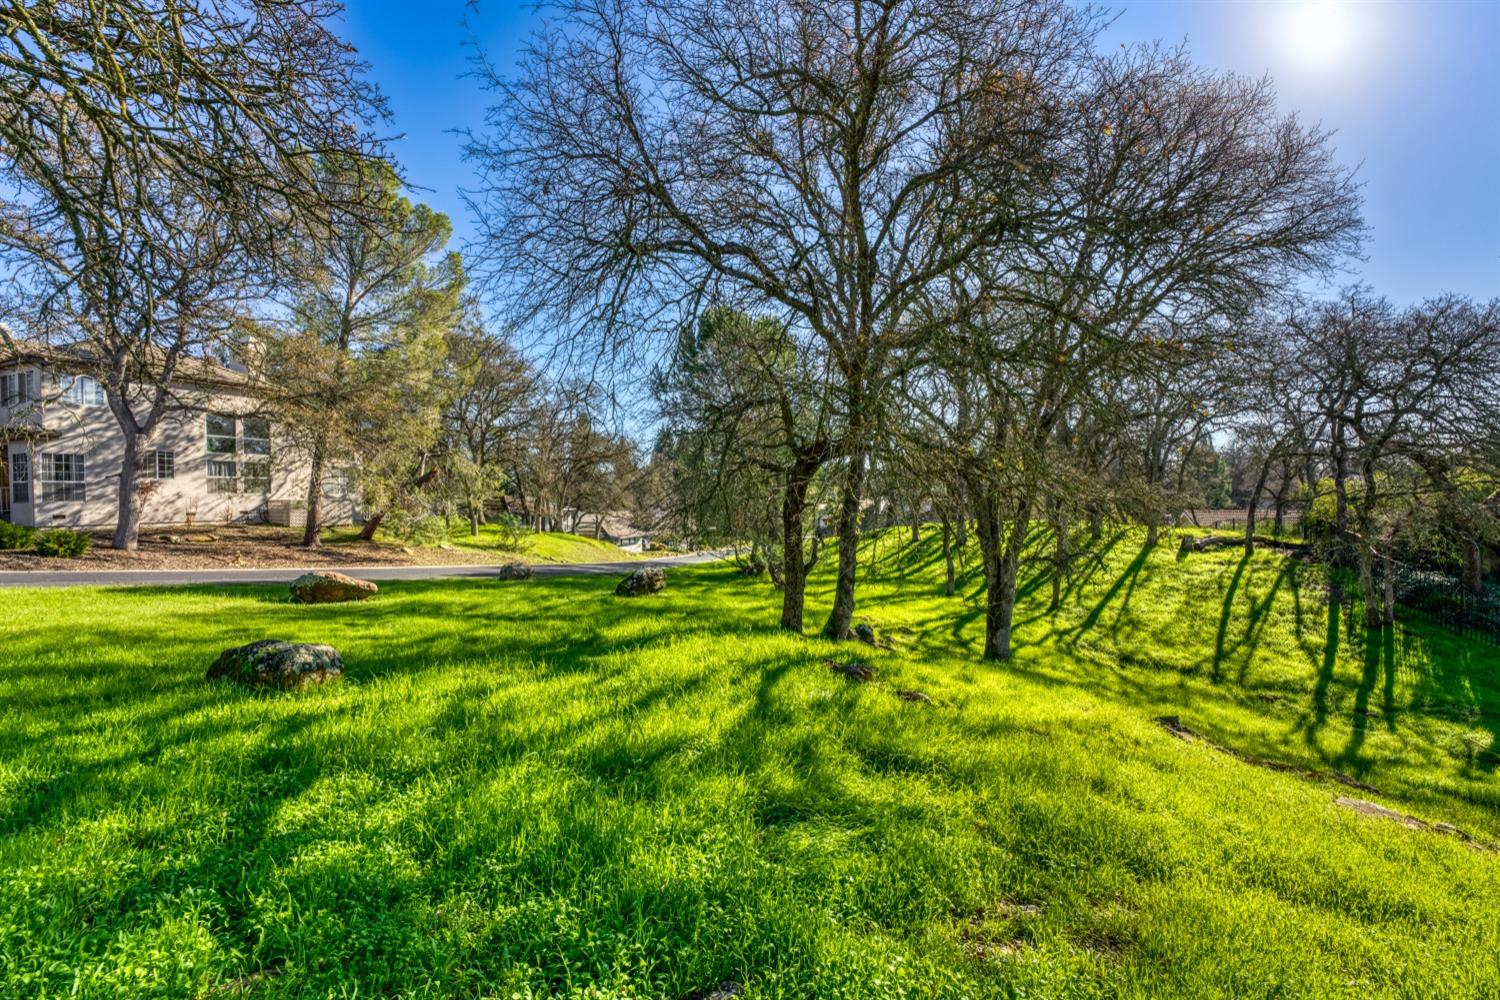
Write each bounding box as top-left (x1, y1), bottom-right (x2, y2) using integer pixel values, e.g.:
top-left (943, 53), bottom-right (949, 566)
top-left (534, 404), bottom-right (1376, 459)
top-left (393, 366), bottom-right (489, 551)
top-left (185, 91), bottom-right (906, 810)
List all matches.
top-left (486, 512), bottom-right (530, 552)
top-left (0, 522), bottom-right (36, 551)
top-left (34, 528), bottom-right (92, 558)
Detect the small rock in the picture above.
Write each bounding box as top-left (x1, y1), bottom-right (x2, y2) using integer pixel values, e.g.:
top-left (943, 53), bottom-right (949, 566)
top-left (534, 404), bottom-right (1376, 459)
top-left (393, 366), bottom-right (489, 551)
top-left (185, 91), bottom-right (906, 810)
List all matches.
top-left (289, 570), bottom-right (378, 604)
top-left (494, 562), bottom-right (533, 581)
top-left (206, 640), bottom-right (343, 690)
top-left (681, 982), bottom-right (743, 1000)
top-left (157, 533), bottom-right (187, 544)
top-left (853, 622), bottom-right (876, 645)
top-left (827, 659), bottom-right (875, 682)
top-left (615, 566), bottom-right (666, 597)
top-left (895, 689), bottom-right (932, 704)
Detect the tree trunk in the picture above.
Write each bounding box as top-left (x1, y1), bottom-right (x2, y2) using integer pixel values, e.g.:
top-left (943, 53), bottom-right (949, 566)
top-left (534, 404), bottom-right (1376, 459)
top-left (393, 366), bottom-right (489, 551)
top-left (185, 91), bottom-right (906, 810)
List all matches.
top-left (1049, 508), bottom-right (1069, 612)
top-left (1245, 459), bottom-right (1271, 553)
top-left (359, 512), bottom-right (384, 541)
top-left (1381, 552), bottom-right (1396, 625)
top-left (1146, 522), bottom-right (1159, 547)
top-left (112, 425), bottom-right (143, 551)
top-left (1462, 537), bottom-right (1484, 596)
top-left (974, 497), bottom-right (1030, 661)
top-left (941, 516), bottom-right (956, 597)
top-left (1331, 423), bottom-right (1351, 566)
top-left (470, 509), bottom-right (481, 536)
top-left (822, 447), bottom-right (868, 640)
top-left (778, 450), bottom-right (824, 633)
top-left (302, 439), bottom-right (326, 548)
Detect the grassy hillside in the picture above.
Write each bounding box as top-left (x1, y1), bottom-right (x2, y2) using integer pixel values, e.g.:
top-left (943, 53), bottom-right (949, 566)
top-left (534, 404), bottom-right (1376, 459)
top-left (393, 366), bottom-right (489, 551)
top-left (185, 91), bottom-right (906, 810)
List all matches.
top-left (456, 526), bottom-right (648, 564)
top-left (1, 530), bottom-right (1496, 998)
top-left (322, 524), bottom-right (645, 564)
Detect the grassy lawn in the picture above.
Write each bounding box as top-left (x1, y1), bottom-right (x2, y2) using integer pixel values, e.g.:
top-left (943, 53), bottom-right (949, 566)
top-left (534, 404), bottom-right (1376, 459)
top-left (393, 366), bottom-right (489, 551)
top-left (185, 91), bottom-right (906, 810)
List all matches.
top-left (319, 524), bottom-right (646, 564)
top-left (2, 530), bottom-right (1497, 998)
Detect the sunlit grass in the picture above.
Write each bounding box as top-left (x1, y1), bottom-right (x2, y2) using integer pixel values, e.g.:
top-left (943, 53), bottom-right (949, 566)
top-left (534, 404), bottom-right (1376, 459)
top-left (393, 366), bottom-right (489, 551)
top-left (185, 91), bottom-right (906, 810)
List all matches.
top-left (317, 523), bottom-right (644, 564)
top-left (1, 528), bottom-right (1496, 998)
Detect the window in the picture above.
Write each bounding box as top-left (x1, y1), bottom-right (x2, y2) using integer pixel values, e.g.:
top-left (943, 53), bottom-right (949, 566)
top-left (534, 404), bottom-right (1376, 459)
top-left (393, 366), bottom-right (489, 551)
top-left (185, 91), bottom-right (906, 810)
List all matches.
top-left (326, 467), bottom-right (355, 500)
top-left (207, 459), bottom-right (238, 494)
top-left (206, 414), bottom-right (237, 454)
top-left (10, 452), bottom-right (28, 504)
top-left (204, 415), bottom-right (273, 493)
top-left (241, 417), bottom-right (271, 456)
top-left (1, 372), bottom-right (34, 406)
top-left (41, 453), bottom-right (86, 502)
top-left (147, 450), bottom-right (175, 480)
top-left (60, 375), bottom-right (104, 406)
top-left (241, 460), bottom-right (271, 493)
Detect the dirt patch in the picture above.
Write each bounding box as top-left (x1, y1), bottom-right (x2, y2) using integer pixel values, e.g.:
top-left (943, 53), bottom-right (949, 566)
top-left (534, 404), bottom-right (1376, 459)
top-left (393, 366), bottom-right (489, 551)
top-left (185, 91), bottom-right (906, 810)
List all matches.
top-left (1152, 715), bottom-right (1380, 793)
top-left (1154, 715), bottom-right (1496, 850)
top-left (0, 525), bottom-right (517, 572)
top-left (1334, 796), bottom-right (1495, 850)
top-left (959, 901), bottom-right (1040, 962)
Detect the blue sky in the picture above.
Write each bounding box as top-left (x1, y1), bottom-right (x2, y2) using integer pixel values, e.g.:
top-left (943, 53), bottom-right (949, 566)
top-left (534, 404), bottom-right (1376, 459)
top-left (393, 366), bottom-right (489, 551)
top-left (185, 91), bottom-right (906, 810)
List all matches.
top-left (342, 0), bottom-right (1500, 304)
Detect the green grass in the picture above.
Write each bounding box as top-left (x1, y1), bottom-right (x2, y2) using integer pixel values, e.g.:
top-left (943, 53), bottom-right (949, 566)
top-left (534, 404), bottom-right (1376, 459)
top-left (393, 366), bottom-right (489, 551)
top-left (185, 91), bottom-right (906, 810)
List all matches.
top-left (318, 524), bottom-right (645, 564)
top-left (2, 529), bottom-right (1497, 998)
top-left (449, 526), bottom-right (647, 563)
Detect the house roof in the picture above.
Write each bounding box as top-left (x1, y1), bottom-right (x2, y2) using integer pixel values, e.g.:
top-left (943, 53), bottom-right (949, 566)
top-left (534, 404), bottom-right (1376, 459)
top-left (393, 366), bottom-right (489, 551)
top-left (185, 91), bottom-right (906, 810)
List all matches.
top-left (0, 333), bottom-right (252, 391)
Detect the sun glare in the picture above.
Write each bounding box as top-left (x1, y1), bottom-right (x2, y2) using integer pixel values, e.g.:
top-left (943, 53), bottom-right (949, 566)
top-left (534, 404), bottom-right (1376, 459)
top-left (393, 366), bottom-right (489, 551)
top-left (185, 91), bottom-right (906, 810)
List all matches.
top-left (1278, 1), bottom-right (1364, 73)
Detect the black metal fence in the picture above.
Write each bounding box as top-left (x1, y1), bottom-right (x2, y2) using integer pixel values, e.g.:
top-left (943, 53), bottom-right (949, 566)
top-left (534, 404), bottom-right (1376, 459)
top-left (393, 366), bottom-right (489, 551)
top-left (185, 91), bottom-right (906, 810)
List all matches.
top-left (1379, 559), bottom-right (1500, 646)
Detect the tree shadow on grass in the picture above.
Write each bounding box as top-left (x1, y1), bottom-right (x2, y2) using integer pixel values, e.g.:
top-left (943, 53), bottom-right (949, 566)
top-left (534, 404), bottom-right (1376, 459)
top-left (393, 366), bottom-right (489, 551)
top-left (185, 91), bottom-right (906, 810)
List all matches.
top-left (1065, 544), bottom-right (1152, 641)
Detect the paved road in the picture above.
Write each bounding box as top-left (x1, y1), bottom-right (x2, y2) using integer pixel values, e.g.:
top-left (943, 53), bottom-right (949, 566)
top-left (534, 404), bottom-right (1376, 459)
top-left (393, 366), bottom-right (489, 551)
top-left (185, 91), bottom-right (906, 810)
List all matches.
top-left (0, 551), bottom-right (729, 589)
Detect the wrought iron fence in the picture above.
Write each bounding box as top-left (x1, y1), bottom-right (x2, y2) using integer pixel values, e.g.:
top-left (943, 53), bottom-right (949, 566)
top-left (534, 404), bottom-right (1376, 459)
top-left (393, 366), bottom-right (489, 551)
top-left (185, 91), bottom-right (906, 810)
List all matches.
top-left (1378, 559), bottom-right (1500, 646)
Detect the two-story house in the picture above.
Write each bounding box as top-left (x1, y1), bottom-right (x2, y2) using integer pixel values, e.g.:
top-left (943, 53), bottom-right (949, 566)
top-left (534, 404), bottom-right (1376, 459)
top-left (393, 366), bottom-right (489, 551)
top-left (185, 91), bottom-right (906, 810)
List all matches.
top-left (1, 341), bottom-right (355, 530)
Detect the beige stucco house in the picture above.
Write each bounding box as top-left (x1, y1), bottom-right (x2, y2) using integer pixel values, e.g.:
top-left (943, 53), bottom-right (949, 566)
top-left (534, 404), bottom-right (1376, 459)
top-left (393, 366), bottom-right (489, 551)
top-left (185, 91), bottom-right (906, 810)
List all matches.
top-left (1, 342), bottom-right (354, 531)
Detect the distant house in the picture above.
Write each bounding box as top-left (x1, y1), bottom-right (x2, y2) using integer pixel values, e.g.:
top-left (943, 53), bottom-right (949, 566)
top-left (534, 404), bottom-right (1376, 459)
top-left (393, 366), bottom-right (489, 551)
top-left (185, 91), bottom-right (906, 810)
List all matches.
top-left (561, 508), bottom-right (655, 552)
top-left (0, 340), bottom-right (355, 530)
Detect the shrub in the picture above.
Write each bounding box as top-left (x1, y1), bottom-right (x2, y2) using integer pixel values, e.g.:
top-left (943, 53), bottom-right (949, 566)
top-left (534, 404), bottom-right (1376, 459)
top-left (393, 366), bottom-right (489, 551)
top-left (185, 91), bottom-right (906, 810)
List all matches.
top-left (34, 528), bottom-right (92, 559)
top-left (486, 512), bottom-right (530, 552)
top-left (0, 522), bottom-right (36, 551)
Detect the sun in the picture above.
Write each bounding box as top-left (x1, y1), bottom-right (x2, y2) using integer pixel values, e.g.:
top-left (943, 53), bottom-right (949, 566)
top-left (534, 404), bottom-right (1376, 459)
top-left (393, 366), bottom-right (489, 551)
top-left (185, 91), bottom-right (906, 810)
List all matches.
top-left (1278, 1), bottom-right (1363, 73)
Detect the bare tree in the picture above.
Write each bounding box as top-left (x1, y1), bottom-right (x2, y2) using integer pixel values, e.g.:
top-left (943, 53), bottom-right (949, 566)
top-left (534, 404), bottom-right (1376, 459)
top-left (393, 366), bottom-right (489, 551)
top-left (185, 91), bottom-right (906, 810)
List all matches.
top-left (911, 42), bottom-right (1362, 661)
top-left (1292, 291), bottom-right (1500, 625)
top-left (0, 0), bottom-right (386, 548)
top-left (655, 305), bottom-right (842, 630)
top-left (469, 0), bottom-right (1102, 639)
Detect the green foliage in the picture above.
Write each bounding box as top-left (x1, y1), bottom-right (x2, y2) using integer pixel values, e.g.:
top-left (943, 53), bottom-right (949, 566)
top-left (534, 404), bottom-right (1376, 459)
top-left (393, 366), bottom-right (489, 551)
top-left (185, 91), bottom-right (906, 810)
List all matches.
top-left (378, 511), bottom-right (449, 547)
top-left (1, 531), bottom-right (1497, 996)
top-left (0, 521), bottom-right (35, 550)
top-left (482, 512), bottom-right (530, 551)
top-left (32, 527), bottom-right (91, 558)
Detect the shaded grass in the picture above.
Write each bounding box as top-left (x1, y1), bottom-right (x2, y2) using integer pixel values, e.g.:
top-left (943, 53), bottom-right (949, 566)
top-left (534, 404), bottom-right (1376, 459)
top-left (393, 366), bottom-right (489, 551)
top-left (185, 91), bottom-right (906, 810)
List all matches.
top-left (1, 529), bottom-right (1498, 998)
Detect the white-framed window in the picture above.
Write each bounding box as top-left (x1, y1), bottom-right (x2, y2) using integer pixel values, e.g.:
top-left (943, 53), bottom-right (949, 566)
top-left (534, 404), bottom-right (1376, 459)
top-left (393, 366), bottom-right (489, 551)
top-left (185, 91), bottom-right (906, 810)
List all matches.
top-left (146, 450), bottom-right (176, 480)
top-left (207, 459), bottom-right (238, 494)
top-left (241, 416), bottom-right (271, 456)
top-left (326, 467), bottom-right (355, 500)
top-left (59, 375), bottom-right (105, 406)
top-left (9, 452), bottom-right (29, 504)
top-left (206, 414), bottom-right (237, 454)
top-left (41, 453), bottom-right (86, 502)
top-left (1, 372), bottom-right (34, 406)
top-left (242, 460), bottom-right (271, 493)
top-left (204, 414), bottom-right (273, 494)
